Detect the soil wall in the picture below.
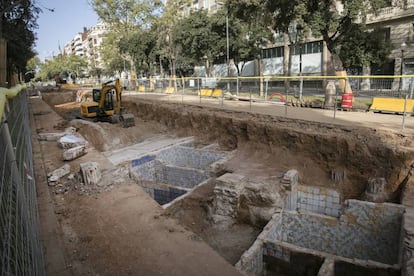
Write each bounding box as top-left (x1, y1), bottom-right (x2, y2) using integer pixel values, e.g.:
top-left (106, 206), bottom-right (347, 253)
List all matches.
top-left (125, 99), bottom-right (414, 200)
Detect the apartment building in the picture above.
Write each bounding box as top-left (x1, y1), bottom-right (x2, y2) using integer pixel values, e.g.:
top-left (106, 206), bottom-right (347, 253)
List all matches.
top-left (62, 22), bottom-right (108, 72)
top-left (366, 0), bottom-right (414, 89)
top-left (229, 0), bottom-right (414, 92)
top-left (85, 22), bottom-right (109, 69)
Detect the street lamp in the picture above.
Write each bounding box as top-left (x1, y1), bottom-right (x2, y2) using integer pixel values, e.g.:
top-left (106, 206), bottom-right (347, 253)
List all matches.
top-left (287, 23), bottom-right (303, 98)
top-left (400, 41), bottom-right (407, 91)
top-left (226, 14), bottom-right (230, 92)
top-left (297, 25), bottom-right (303, 100)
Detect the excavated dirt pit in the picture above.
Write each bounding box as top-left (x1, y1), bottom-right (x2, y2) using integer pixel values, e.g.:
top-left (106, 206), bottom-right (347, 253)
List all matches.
top-left (129, 142), bottom-right (228, 205)
top-left (40, 90), bottom-right (414, 275)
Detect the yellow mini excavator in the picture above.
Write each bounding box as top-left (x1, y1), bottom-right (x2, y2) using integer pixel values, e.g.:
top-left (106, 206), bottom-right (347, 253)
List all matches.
top-left (80, 79), bottom-right (135, 128)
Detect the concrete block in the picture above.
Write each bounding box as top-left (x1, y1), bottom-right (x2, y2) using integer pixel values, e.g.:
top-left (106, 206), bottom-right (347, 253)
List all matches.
top-left (215, 173), bottom-right (245, 191)
top-left (38, 126), bottom-right (77, 141)
top-left (38, 132), bottom-right (66, 141)
top-left (283, 169), bottom-right (298, 186)
top-left (63, 145), bottom-right (87, 161)
top-left (47, 164), bottom-right (71, 186)
top-left (59, 134), bottom-right (87, 149)
top-left (80, 162), bottom-right (101, 185)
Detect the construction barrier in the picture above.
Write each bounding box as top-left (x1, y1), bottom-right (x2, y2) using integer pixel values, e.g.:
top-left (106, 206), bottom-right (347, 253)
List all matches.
top-left (212, 88), bottom-right (222, 98)
top-left (165, 86), bottom-right (174, 94)
top-left (341, 93), bottom-right (353, 108)
top-left (138, 85), bottom-right (145, 92)
top-left (370, 97), bottom-right (414, 113)
top-left (200, 88), bottom-right (213, 97)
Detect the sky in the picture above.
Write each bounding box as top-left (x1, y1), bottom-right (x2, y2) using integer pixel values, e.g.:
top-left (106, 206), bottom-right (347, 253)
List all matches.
top-left (35, 0), bottom-right (100, 61)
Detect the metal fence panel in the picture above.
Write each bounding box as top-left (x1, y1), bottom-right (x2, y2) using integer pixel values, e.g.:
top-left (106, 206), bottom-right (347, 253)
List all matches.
top-left (0, 89), bottom-right (44, 276)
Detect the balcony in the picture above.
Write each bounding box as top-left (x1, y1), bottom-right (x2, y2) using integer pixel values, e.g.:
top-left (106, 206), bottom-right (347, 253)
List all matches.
top-left (367, 0), bottom-right (414, 24)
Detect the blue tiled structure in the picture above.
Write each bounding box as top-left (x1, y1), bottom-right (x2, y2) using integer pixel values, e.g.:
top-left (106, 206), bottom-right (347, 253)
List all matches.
top-left (237, 199), bottom-right (405, 275)
top-left (131, 144), bottom-right (226, 205)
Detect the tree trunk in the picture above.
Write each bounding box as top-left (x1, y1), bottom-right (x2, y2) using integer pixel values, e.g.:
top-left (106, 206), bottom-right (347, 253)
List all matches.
top-left (284, 33), bottom-right (290, 95)
top-left (324, 52), bottom-right (353, 109)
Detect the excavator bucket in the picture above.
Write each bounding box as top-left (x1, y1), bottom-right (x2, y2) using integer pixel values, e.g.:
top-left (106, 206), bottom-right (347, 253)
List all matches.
top-left (120, 113), bottom-right (135, 128)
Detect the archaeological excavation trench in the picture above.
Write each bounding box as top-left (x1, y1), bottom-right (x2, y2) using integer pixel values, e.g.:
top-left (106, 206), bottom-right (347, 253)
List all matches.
top-left (40, 90), bottom-right (414, 275)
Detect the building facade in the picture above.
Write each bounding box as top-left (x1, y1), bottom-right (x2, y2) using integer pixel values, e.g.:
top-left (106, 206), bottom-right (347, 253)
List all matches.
top-left (61, 22), bottom-right (108, 75)
top-left (366, 0), bottom-right (414, 89)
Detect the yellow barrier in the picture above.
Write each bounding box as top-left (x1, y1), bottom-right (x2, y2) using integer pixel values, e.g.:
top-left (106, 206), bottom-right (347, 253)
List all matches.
top-left (165, 86), bottom-right (174, 94)
top-left (212, 88), bottom-right (222, 98)
top-left (200, 89), bottom-right (213, 97)
top-left (138, 85), bottom-right (145, 92)
top-left (0, 84), bottom-right (25, 120)
top-left (370, 97), bottom-right (414, 113)
top-left (60, 83), bottom-right (80, 89)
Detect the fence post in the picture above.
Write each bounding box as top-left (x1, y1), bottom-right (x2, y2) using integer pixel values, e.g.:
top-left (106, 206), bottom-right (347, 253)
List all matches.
top-left (182, 77), bottom-right (185, 104)
top-left (237, 76), bottom-right (239, 96)
top-left (249, 89), bottom-right (252, 112)
top-left (402, 94), bottom-right (408, 131)
top-left (333, 78), bottom-right (338, 121)
top-left (285, 77), bottom-right (288, 117)
top-left (199, 78), bottom-right (201, 104)
top-left (221, 81), bottom-right (224, 107)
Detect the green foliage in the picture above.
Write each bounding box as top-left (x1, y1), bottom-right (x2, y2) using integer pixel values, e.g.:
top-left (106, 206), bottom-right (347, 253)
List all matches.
top-left (338, 25), bottom-right (392, 68)
top-left (119, 27), bottom-right (157, 75)
top-left (37, 55), bottom-right (88, 81)
top-left (91, 0), bottom-right (162, 75)
top-left (174, 8), bottom-right (270, 76)
top-left (2, 0), bottom-right (40, 77)
top-left (226, 0), bottom-right (391, 70)
top-left (174, 10), bottom-right (219, 66)
top-left (153, 0), bottom-right (191, 76)
top-left (98, 32), bottom-right (127, 73)
top-left (26, 56), bottom-right (41, 72)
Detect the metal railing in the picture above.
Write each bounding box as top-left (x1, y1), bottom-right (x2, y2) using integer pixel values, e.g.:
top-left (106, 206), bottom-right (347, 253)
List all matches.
top-left (133, 75), bottom-right (414, 99)
top-left (128, 75), bottom-right (414, 131)
top-left (1, 85), bottom-right (44, 275)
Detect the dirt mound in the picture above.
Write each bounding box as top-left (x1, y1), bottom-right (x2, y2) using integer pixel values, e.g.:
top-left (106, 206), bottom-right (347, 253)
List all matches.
top-left (69, 118), bottom-right (169, 152)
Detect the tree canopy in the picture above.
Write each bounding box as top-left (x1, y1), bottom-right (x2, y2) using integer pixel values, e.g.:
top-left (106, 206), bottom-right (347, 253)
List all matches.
top-left (91, 0), bottom-right (162, 74)
top-left (226, 0), bottom-right (391, 71)
top-left (1, 0), bottom-right (40, 82)
top-left (37, 54), bottom-right (87, 82)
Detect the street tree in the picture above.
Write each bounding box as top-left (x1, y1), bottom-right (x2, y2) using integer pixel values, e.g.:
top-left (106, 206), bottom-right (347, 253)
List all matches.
top-left (119, 27), bottom-right (157, 76)
top-left (91, 0), bottom-right (162, 83)
top-left (174, 8), bottom-right (271, 78)
top-left (155, 0), bottom-right (191, 80)
top-left (151, 0), bottom-right (191, 92)
top-left (174, 9), bottom-right (219, 77)
top-left (226, 0), bottom-right (392, 105)
top-left (37, 54), bottom-right (87, 82)
top-left (1, 0), bottom-right (40, 85)
top-left (26, 56), bottom-right (41, 72)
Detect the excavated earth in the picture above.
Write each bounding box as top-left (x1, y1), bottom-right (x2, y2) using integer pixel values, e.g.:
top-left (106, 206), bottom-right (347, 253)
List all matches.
top-left (34, 89), bottom-right (414, 275)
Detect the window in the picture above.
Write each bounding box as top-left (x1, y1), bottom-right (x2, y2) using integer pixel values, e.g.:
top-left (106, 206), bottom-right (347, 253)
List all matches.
top-left (262, 47), bottom-right (283, 58)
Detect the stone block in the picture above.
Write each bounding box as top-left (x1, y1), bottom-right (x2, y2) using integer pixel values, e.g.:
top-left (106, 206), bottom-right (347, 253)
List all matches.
top-left (38, 126), bottom-right (77, 141)
top-left (215, 173), bottom-right (245, 191)
top-left (47, 164), bottom-right (71, 186)
top-left (38, 132), bottom-right (66, 141)
top-left (283, 169), bottom-right (298, 186)
top-left (80, 162), bottom-right (101, 185)
top-left (58, 134), bottom-right (87, 149)
top-left (63, 145), bottom-right (87, 161)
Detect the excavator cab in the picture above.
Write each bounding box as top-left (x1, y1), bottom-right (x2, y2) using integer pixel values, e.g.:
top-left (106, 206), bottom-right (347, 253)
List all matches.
top-left (80, 79), bottom-right (135, 127)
